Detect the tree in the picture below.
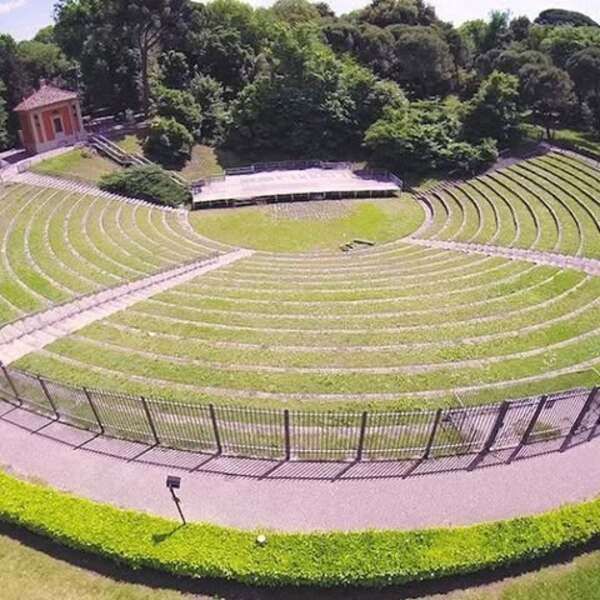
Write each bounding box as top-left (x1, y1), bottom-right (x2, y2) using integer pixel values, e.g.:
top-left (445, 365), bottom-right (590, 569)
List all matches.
top-left (183, 0), bottom-right (268, 96)
top-left (535, 9), bottom-right (598, 28)
top-left (359, 0), bottom-right (437, 28)
top-left (539, 26), bottom-right (600, 68)
top-left (494, 49), bottom-right (549, 76)
top-left (16, 40), bottom-right (74, 90)
top-left (114, 0), bottom-right (191, 116)
top-left (0, 82), bottom-right (9, 151)
top-left (354, 24), bottom-right (395, 77)
top-left (158, 51), bottom-right (190, 89)
top-left (144, 117), bottom-right (194, 165)
top-left (190, 73), bottom-right (229, 144)
top-left (389, 28), bottom-right (454, 97)
top-left (314, 2), bottom-right (335, 19)
top-left (33, 26), bottom-right (56, 45)
top-left (0, 34), bottom-right (22, 144)
top-left (153, 87), bottom-right (202, 138)
top-left (227, 29), bottom-right (398, 157)
top-left (55, 0), bottom-right (191, 115)
top-left (567, 47), bottom-right (600, 132)
top-left (463, 71), bottom-right (521, 145)
top-left (271, 0), bottom-right (321, 24)
top-left (364, 100), bottom-right (497, 174)
top-left (520, 65), bottom-right (575, 138)
top-left (509, 16), bottom-right (531, 42)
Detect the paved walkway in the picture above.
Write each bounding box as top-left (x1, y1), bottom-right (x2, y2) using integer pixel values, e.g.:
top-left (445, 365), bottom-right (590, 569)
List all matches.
top-left (409, 239), bottom-right (600, 276)
top-left (1, 401), bottom-right (599, 532)
top-left (0, 249), bottom-right (253, 364)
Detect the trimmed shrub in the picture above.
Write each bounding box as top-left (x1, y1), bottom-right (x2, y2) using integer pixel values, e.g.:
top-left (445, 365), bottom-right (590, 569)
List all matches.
top-left (99, 165), bottom-right (191, 208)
top-left (1, 470), bottom-right (600, 588)
top-left (144, 117), bottom-right (194, 166)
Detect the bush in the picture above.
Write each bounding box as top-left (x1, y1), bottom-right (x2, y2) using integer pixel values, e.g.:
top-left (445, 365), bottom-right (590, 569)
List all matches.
top-left (1, 469), bottom-right (600, 588)
top-left (99, 165), bottom-right (191, 208)
top-left (144, 117), bottom-right (194, 166)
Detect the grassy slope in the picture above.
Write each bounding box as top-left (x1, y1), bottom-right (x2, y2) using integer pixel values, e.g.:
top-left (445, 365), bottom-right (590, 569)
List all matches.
top-left (190, 195), bottom-right (425, 252)
top-left (31, 149), bottom-right (119, 184)
top-left (0, 532), bottom-right (199, 600)
top-left (116, 135), bottom-right (224, 182)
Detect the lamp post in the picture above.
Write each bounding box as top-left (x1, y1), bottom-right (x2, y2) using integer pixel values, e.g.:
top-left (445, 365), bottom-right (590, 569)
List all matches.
top-left (166, 475), bottom-right (186, 525)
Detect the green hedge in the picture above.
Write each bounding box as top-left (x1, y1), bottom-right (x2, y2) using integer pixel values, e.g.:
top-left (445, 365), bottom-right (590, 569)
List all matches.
top-left (99, 165), bottom-right (191, 208)
top-left (1, 470), bottom-right (599, 588)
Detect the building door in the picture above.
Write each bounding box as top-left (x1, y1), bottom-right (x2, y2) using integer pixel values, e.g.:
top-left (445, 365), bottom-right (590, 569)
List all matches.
top-left (53, 116), bottom-right (66, 141)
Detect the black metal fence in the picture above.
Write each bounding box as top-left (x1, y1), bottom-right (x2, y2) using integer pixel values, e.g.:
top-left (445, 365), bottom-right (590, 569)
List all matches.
top-left (0, 362), bottom-right (597, 462)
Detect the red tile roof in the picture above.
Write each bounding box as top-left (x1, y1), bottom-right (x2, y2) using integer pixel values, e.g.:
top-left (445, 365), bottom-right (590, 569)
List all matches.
top-left (14, 84), bottom-right (78, 112)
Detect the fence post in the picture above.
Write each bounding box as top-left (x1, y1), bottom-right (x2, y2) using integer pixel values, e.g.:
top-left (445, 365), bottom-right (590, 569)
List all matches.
top-left (0, 361), bottom-right (21, 405)
top-left (83, 387), bottom-right (104, 434)
top-left (140, 396), bottom-right (160, 446)
top-left (561, 387), bottom-right (599, 451)
top-left (518, 396), bottom-right (547, 448)
top-left (482, 401), bottom-right (510, 454)
top-left (283, 409), bottom-right (291, 461)
top-left (209, 404), bottom-right (222, 455)
top-left (423, 408), bottom-right (443, 460)
top-left (356, 411), bottom-right (368, 462)
top-left (37, 375), bottom-right (59, 419)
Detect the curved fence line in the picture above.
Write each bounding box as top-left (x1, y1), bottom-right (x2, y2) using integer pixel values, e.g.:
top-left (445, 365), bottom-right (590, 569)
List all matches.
top-left (0, 363), bottom-right (597, 463)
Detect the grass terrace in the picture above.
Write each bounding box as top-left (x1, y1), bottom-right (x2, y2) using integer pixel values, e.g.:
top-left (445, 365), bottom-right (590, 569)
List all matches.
top-left (5, 151), bottom-right (600, 410)
top-left (0, 182), bottom-right (227, 326)
top-left (416, 153), bottom-right (600, 259)
top-left (30, 149), bottom-right (120, 184)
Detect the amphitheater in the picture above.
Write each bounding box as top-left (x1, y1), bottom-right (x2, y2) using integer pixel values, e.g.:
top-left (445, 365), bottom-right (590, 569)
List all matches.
top-left (0, 148), bottom-right (598, 466)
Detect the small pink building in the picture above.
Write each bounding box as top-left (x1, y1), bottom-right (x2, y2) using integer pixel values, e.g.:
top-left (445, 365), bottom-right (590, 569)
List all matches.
top-left (14, 81), bottom-right (86, 154)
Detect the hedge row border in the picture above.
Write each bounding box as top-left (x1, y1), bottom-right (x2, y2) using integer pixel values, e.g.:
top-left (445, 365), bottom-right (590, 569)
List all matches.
top-left (1, 471), bottom-right (600, 588)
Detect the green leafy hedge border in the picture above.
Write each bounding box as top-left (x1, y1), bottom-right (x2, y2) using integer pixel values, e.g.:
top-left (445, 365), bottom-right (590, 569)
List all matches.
top-left (1, 470), bottom-right (599, 588)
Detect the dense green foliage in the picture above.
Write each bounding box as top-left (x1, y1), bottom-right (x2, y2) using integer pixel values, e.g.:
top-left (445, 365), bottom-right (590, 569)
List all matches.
top-left (1, 470), bottom-right (600, 587)
top-left (144, 117), bottom-right (194, 165)
top-left (535, 9), bottom-right (599, 28)
top-left (99, 165), bottom-right (191, 207)
top-left (227, 27), bottom-right (405, 157)
top-left (365, 100), bottom-right (498, 174)
top-left (1, 0), bottom-right (599, 169)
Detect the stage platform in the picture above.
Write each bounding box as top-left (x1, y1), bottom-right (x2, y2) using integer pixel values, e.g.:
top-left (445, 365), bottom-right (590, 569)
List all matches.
top-left (191, 166), bottom-right (401, 209)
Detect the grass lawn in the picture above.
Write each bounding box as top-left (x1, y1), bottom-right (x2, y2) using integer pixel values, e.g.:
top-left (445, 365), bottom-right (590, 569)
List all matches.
top-left (115, 135), bottom-right (224, 182)
top-left (523, 125), bottom-right (600, 156)
top-left (553, 128), bottom-right (600, 156)
top-left (31, 149), bottom-right (119, 184)
top-left (190, 194), bottom-right (425, 252)
top-left (2, 528), bottom-right (600, 599)
top-left (0, 531), bottom-right (198, 600)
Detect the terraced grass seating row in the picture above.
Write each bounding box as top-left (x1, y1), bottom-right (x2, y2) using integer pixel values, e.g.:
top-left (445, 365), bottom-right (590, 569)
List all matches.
top-left (15, 241), bottom-right (600, 409)
top-left (411, 239), bottom-right (600, 277)
top-left (415, 153), bottom-right (600, 259)
top-left (0, 183), bottom-right (227, 325)
top-left (1, 364), bottom-right (597, 461)
top-left (14, 171), bottom-right (184, 212)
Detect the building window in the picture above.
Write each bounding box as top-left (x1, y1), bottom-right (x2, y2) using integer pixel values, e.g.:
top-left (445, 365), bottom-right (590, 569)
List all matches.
top-left (53, 117), bottom-right (64, 134)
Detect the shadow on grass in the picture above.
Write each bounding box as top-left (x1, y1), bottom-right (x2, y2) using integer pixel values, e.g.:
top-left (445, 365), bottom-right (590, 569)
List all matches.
top-left (1, 521), bottom-right (599, 599)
